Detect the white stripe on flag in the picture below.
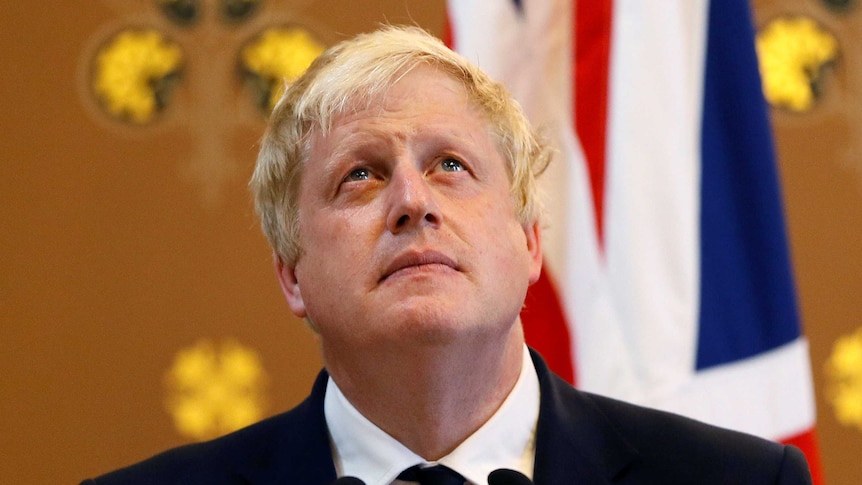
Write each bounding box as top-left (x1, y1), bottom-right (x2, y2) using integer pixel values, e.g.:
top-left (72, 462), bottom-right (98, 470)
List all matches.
top-left (657, 338), bottom-right (817, 440)
top-left (588, 0), bottom-right (709, 401)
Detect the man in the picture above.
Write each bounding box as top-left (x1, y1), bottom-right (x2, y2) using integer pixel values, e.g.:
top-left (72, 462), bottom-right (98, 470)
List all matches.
top-left (83, 26), bottom-right (812, 484)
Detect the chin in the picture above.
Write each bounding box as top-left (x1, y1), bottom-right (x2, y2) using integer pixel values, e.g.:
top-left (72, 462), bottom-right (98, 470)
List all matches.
top-left (395, 309), bottom-right (514, 348)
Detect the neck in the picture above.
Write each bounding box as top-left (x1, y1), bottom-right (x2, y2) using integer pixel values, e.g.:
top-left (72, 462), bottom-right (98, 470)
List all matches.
top-left (323, 324), bottom-right (525, 460)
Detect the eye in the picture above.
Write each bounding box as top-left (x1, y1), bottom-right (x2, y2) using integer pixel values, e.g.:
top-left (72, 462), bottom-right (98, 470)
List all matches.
top-left (440, 158), bottom-right (465, 172)
top-left (345, 168), bottom-right (370, 182)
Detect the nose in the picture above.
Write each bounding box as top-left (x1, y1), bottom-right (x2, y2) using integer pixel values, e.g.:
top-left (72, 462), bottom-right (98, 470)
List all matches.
top-left (384, 166), bottom-right (442, 234)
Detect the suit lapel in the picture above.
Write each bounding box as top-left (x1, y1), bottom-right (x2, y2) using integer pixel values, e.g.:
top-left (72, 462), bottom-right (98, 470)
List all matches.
top-left (530, 350), bottom-right (639, 485)
top-left (235, 370), bottom-right (337, 484)
top-left (228, 354), bottom-right (639, 484)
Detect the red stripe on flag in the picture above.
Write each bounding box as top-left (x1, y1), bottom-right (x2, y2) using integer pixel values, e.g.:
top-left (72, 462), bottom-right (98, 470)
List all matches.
top-left (574, 0), bottom-right (613, 248)
top-left (520, 271), bottom-right (575, 385)
top-left (441, 8), bottom-right (453, 49)
top-left (781, 429), bottom-right (825, 485)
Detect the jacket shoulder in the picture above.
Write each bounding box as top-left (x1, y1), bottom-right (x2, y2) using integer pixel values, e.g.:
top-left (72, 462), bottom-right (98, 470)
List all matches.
top-left (583, 391), bottom-right (811, 484)
top-left (83, 372), bottom-right (334, 485)
top-left (530, 350), bottom-right (810, 484)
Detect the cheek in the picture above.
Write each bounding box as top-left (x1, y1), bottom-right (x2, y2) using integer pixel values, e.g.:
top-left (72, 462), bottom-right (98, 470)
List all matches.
top-left (493, 212), bottom-right (533, 266)
top-left (299, 213), bottom-right (378, 284)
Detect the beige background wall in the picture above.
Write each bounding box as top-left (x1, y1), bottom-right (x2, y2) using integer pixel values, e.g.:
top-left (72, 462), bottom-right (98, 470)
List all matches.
top-left (753, 0), bottom-right (862, 483)
top-left (0, 1), bottom-right (859, 483)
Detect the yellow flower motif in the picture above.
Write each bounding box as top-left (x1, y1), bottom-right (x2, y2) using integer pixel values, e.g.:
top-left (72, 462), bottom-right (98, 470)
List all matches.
top-left (165, 339), bottom-right (268, 441)
top-left (825, 327), bottom-right (862, 431)
top-left (756, 17), bottom-right (838, 112)
top-left (241, 27), bottom-right (324, 110)
top-left (93, 29), bottom-right (183, 123)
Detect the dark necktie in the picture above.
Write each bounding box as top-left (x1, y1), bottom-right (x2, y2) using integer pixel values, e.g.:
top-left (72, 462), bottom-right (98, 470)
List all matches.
top-left (397, 464), bottom-right (466, 485)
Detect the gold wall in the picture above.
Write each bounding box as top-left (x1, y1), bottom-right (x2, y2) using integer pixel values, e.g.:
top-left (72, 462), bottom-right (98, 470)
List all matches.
top-left (753, 1), bottom-right (862, 483)
top-left (0, 1), bottom-right (859, 483)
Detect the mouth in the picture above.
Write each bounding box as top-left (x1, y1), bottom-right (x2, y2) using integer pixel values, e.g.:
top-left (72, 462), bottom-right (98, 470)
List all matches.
top-left (380, 250), bottom-right (460, 283)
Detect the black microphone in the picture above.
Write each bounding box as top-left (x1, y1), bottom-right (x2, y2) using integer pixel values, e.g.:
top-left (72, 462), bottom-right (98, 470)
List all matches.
top-left (329, 477), bottom-right (366, 485)
top-left (488, 468), bottom-right (534, 485)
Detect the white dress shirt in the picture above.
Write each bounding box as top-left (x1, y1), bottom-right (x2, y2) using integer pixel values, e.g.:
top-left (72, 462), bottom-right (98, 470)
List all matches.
top-left (324, 345), bottom-right (540, 485)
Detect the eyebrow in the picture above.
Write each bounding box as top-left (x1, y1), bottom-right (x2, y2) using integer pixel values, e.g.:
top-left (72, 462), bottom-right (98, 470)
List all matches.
top-left (317, 118), bottom-right (488, 180)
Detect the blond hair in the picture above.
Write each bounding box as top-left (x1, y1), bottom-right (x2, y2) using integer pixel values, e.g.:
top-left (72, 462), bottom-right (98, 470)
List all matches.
top-left (250, 25), bottom-right (551, 265)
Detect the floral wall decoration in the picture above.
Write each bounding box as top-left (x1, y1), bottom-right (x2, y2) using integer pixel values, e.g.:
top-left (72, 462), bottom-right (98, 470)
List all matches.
top-left (164, 339), bottom-right (269, 442)
top-left (825, 328), bottom-right (862, 432)
top-left (93, 29), bottom-right (183, 124)
top-left (821, 0), bottom-right (857, 13)
top-left (756, 16), bottom-right (838, 112)
top-left (82, 0), bottom-right (326, 201)
top-left (156, 0), bottom-right (262, 25)
top-left (241, 26), bottom-right (324, 110)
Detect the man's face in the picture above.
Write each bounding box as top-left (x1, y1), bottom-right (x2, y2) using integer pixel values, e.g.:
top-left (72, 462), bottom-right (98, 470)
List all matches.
top-left (277, 67), bottom-right (542, 358)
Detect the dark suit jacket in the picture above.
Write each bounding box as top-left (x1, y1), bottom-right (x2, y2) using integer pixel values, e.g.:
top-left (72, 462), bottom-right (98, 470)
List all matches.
top-left (83, 350), bottom-right (812, 484)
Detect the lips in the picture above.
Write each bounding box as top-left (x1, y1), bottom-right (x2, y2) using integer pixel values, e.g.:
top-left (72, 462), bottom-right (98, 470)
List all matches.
top-left (380, 250), bottom-right (460, 282)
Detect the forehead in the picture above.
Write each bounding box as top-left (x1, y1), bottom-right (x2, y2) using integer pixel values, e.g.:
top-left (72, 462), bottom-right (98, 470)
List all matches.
top-left (334, 67), bottom-right (481, 128)
top-left (309, 67), bottom-right (499, 159)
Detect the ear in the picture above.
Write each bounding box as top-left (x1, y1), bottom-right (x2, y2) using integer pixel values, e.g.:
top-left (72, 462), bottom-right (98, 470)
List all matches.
top-left (524, 220), bottom-right (543, 285)
top-left (274, 252), bottom-right (307, 318)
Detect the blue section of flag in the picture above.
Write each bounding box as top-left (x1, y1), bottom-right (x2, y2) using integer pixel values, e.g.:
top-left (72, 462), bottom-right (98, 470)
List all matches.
top-left (696, 0), bottom-right (802, 370)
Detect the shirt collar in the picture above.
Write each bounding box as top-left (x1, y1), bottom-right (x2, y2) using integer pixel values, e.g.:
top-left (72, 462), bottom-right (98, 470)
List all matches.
top-left (325, 345), bottom-right (540, 485)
